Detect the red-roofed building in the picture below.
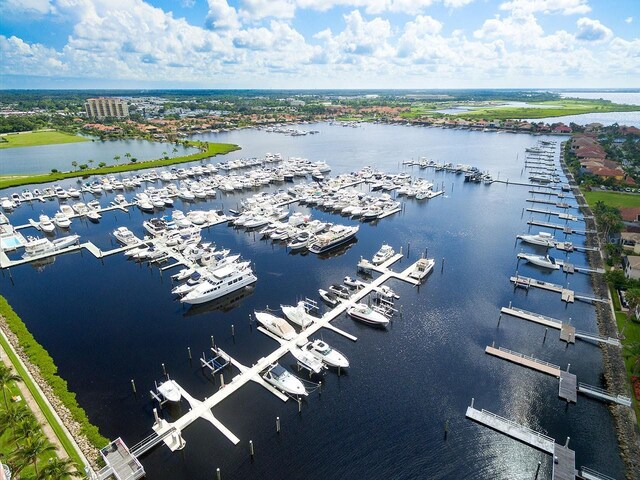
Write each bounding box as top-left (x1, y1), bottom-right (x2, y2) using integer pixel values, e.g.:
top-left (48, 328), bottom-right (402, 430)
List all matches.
top-left (620, 207), bottom-right (640, 223)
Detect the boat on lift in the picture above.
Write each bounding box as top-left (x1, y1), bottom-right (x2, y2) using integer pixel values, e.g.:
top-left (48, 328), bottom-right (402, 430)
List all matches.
top-left (262, 363), bottom-right (307, 396)
top-left (290, 345), bottom-right (326, 374)
top-left (156, 380), bottom-right (181, 403)
top-left (281, 301), bottom-right (316, 329)
top-left (38, 215), bottom-right (56, 233)
top-left (344, 276), bottom-right (366, 289)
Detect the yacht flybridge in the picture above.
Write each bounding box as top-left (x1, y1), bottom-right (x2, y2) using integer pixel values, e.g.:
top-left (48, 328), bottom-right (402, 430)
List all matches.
top-left (181, 264), bottom-right (257, 305)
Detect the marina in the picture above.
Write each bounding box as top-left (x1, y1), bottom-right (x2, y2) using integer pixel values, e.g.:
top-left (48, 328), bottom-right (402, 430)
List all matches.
top-left (0, 123), bottom-right (627, 479)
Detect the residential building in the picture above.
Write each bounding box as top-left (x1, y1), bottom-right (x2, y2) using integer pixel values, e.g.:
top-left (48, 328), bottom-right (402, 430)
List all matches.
top-left (85, 97), bottom-right (129, 119)
top-left (623, 255), bottom-right (640, 280)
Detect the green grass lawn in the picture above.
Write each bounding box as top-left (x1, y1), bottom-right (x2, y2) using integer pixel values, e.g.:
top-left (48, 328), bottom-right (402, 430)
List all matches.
top-left (0, 131), bottom-right (89, 149)
top-left (583, 190), bottom-right (640, 209)
top-left (614, 309), bottom-right (640, 425)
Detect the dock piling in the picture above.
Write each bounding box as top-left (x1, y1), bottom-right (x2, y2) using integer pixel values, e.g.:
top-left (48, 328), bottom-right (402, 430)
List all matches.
top-left (220, 373), bottom-right (225, 388)
top-left (211, 335), bottom-right (215, 349)
top-left (441, 257), bottom-right (445, 272)
top-left (153, 408), bottom-right (159, 425)
top-left (249, 440), bottom-right (254, 461)
top-left (318, 381), bottom-right (322, 397)
top-left (216, 468), bottom-right (221, 480)
top-left (231, 324), bottom-right (235, 341)
top-left (162, 363), bottom-right (167, 376)
top-left (565, 436), bottom-right (570, 447)
top-left (497, 314), bottom-right (502, 327)
top-left (444, 419), bottom-right (449, 440)
top-left (276, 416), bottom-right (280, 434)
top-left (188, 347), bottom-right (192, 361)
top-left (534, 461), bottom-right (541, 479)
top-left (131, 379), bottom-right (137, 394)
top-left (543, 328), bottom-right (548, 343)
top-left (298, 397), bottom-right (302, 414)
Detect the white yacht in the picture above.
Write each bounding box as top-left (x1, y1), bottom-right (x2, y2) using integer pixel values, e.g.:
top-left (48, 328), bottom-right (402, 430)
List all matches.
top-left (181, 264), bottom-right (257, 305)
top-left (372, 243), bottom-right (395, 265)
top-left (262, 363), bottom-right (307, 396)
top-left (318, 288), bottom-right (339, 307)
top-left (302, 339), bottom-right (349, 369)
top-left (409, 258), bottom-right (435, 281)
top-left (86, 210), bottom-right (101, 222)
top-left (22, 234), bottom-right (80, 259)
top-left (281, 302), bottom-right (316, 329)
top-left (53, 212), bottom-right (72, 229)
top-left (255, 311), bottom-right (296, 340)
top-left (517, 231), bottom-right (556, 248)
top-left (308, 225), bottom-right (359, 254)
top-left (347, 303), bottom-right (389, 327)
top-left (156, 380), bottom-right (181, 403)
top-left (38, 215), bottom-right (56, 233)
top-left (517, 253), bottom-right (560, 270)
top-left (113, 227), bottom-right (138, 245)
top-left (290, 346), bottom-right (326, 374)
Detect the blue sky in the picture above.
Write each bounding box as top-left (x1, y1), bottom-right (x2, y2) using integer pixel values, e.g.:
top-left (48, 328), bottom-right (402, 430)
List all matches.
top-left (0, 0), bottom-right (638, 89)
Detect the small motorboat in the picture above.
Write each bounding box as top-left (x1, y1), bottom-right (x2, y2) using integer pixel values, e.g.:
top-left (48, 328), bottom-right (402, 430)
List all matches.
top-left (86, 210), bottom-right (101, 222)
top-left (53, 212), bottom-right (71, 229)
top-left (347, 303), bottom-right (389, 327)
top-left (344, 276), bottom-right (365, 289)
top-left (262, 363), bottom-right (307, 396)
top-left (372, 243), bottom-right (395, 265)
top-left (302, 339), bottom-right (349, 369)
top-left (329, 284), bottom-right (350, 299)
top-left (290, 345), bottom-right (326, 374)
top-left (156, 380), bottom-right (181, 403)
top-left (318, 288), bottom-right (339, 307)
top-left (38, 214), bottom-right (56, 233)
top-left (516, 231), bottom-right (556, 248)
top-left (517, 252), bottom-right (560, 270)
top-left (255, 311), bottom-right (297, 340)
top-left (113, 227), bottom-right (138, 245)
top-left (374, 285), bottom-right (400, 300)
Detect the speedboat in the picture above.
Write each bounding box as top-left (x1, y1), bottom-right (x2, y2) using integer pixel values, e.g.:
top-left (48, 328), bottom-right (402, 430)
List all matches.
top-left (287, 231), bottom-right (312, 250)
top-left (344, 276), bottom-right (365, 289)
top-left (290, 346), bottom-right (326, 374)
top-left (86, 210), bottom-right (101, 222)
top-left (157, 380), bottom-right (181, 403)
top-left (517, 253), bottom-right (560, 270)
top-left (347, 303), bottom-right (389, 327)
top-left (302, 339), bottom-right (349, 369)
top-left (281, 302), bottom-right (316, 328)
top-left (516, 231), bottom-right (556, 248)
top-left (318, 288), bottom-right (339, 307)
top-left (38, 215), bottom-right (56, 233)
top-left (262, 363), bottom-right (307, 396)
top-left (255, 311), bottom-right (296, 340)
top-left (375, 285), bottom-right (400, 300)
top-left (409, 258), bottom-right (435, 281)
top-left (53, 212), bottom-right (72, 229)
top-left (372, 244), bottom-right (395, 265)
top-left (329, 284), bottom-right (350, 299)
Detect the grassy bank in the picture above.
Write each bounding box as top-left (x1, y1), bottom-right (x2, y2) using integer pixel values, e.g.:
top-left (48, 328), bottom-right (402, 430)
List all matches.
top-left (584, 190), bottom-right (640, 209)
top-left (455, 99), bottom-right (640, 120)
top-left (0, 130), bottom-right (89, 149)
top-left (0, 296), bottom-right (104, 462)
top-left (612, 297), bottom-right (640, 426)
top-left (0, 140), bottom-right (240, 190)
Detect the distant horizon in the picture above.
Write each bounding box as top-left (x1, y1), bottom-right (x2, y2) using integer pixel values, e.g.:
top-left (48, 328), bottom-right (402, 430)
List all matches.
top-left (1, 0), bottom-right (638, 89)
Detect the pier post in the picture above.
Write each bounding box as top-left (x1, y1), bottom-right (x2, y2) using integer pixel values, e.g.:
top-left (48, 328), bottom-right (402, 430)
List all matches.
top-left (534, 461), bottom-right (541, 479)
top-left (188, 347), bottom-right (192, 361)
top-left (220, 373), bottom-right (225, 388)
top-left (441, 257), bottom-right (445, 273)
top-left (276, 416), bottom-right (280, 434)
top-left (153, 408), bottom-right (159, 425)
top-left (338, 366), bottom-right (341, 377)
top-left (509, 301), bottom-right (512, 308)
top-left (162, 363), bottom-right (167, 376)
top-left (131, 379), bottom-right (137, 394)
top-left (407, 242), bottom-right (410, 258)
top-left (298, 397), bottom-right (302, 414)
top-left (565, 436), bottom-right (570, 447)
top-left (211, 335), bottom-right (215, 349)
top-left (216, 468), bottom-right (221, 480)
top-left (231, 324), bottom-right (235, 341)
top-left (566, 363), bottom-right (570, 373)
top-left (497, 314), bottom-right (501, 327)
top-left (318, 381), bottom-right (322, 397)
top-left (543, 328), bottom-right (548, 343)
top-left (249, 440), bottom-right (254, 461)
top-left (471, 397), bottom-right (475, 409)
top-left (444, 419), bottom-right (449, 440)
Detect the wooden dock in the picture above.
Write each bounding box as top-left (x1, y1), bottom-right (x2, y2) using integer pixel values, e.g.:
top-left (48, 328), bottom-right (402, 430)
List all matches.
top-left (485, 345), bottom-right (561, 377)
top-left (510, 275), bottom-right (575, 303)
top-left (465, 403), bottom-right (577, 480)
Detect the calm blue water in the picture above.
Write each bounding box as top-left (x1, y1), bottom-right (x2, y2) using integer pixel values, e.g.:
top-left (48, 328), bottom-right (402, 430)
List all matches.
top-left (0, 138), bottom-right (197, 175)
top-left (0, 123), bottom-right (624, 479)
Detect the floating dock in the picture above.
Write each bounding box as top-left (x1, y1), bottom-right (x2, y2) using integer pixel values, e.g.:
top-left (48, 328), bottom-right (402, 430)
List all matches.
top-left (526, 220), bottom-right (594, 235)
top-left (465, 401), bottom-right (576, 480)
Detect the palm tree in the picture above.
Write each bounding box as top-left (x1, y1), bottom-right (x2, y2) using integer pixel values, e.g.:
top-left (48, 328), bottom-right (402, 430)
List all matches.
top-left (623, 342), bottom-right (640, 375)
top-left (125, 152), bottom-right (132, 162)
top-left (113, 155), bottom-right (121, 164)
top-left (0, 403), bottom-right (30, 439)
top-left (172, 147), bottom-right (178, 155)
top-left (0, 364), bottom-right (22, 408)
top-left (11, 431), bottom-right (57, 476)
top-left (71, 161), bottom-right (78, 171)
top-left (13, 412), bottom-right (41, 446)
top-left (36, 457), bottom-right (83, 480)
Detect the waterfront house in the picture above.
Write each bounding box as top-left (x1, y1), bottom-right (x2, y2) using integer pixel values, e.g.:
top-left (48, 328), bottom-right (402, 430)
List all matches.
top-left (620, 232), bottom-right (640, 253)
top-left (623, 255), bottom-right (640, 280)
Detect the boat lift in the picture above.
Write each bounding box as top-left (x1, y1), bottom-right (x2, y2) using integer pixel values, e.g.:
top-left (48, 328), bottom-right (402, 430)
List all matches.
top-left (200, 347), bottom-right (231, 375)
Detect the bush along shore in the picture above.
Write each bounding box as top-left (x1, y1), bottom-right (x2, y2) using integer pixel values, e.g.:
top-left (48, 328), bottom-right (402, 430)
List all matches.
top-left (0, 296), bottom-right (105, 469)
top-left (0, 140), bottom-right (240, 190)
top-left (560, 154), bottom-right (640, 479)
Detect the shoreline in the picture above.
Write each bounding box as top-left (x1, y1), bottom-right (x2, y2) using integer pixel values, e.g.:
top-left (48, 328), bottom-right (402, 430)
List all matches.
top-left (560, 148), bottom-right (640, 479)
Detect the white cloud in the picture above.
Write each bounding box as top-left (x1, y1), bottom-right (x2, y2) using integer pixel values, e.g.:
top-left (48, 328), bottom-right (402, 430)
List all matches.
top-left (238, 0), bottom-right (296, 20)
top-left (206, 0), bottom-right (240, 30)
top-left (474, 14), bottom-right (544, 47)
top-left (499, 0), bottom-right (590, 16)
top-left (0, 0), bottom-right (56, 15)
top-left (576, 17), bottom-right (613, 42)
top-left (625, 16), bottom-right (633, 23)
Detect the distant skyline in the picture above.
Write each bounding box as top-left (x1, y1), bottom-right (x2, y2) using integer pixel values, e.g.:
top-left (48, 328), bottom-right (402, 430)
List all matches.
top-left (1, 0), bottom-right (638, 89)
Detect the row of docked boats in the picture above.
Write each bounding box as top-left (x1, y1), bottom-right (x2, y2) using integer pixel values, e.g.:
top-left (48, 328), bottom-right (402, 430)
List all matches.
top-left (22, 234), bottom-right (81, 259)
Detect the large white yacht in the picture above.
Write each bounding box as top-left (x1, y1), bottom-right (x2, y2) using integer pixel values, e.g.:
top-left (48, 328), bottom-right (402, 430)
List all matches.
top-left (301, 339), bottom-right (349, 369)
top-left (181, 264), bottom-right (257, 305)
top-left (372, 243), bottom-right (395, 265)
top-left (517, 231), bottom-right (556, 247)
top-left (38, 215), bottom-right (56, 233)
top-left (517, 253), bottom-right (560, 270)
top-left (113, 227), bottom-right (139, 246)
top-left (22, 234), bottom-right (80, 259)
top-left (255, 311), bottom-right (296, 340)
top-left (308, 225), bottom-right (359, 254)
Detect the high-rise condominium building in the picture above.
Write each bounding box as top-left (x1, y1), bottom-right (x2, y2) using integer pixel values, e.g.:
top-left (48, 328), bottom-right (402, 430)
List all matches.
top-left (84, 97), bottom-right (129, 119)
